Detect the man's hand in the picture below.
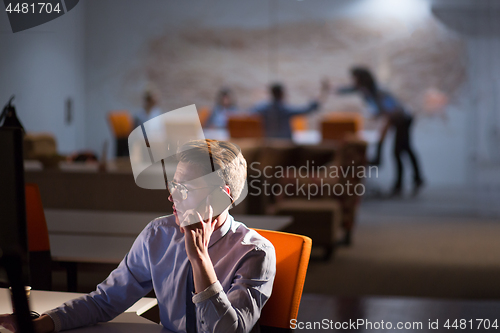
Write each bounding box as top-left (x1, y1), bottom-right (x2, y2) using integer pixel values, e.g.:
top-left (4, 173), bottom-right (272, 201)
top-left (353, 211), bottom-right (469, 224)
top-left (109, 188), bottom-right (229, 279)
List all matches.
top-left (182, 203), bottom-right (219, 293)
top-left (0, 314), bottom-right (16, 332)
top-left (182, 204), bottom-right (215, 261)
top-left (0, 314), bottom-right (55, 333)
top-left (33, 315), bottom-right (55, 333)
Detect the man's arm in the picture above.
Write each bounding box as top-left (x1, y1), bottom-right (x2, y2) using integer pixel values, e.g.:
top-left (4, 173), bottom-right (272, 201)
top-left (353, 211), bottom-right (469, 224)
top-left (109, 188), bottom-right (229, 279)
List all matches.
top-left (41, 224), bottom-right (155, 332)
top-left (286, 101), bottom-right (319, 115)
top-left (287, 80), bottom-right (330, 115)
top-left (183, 209), bottom-right (275, 333)
top-left (336, 86), bottom-right (358, 94)
top-left (33, 315), bottom-right (55, 333)
top-left (249, 102), bottom-right (268, 115)
top-left (194, 246), bottom-right (275, 333)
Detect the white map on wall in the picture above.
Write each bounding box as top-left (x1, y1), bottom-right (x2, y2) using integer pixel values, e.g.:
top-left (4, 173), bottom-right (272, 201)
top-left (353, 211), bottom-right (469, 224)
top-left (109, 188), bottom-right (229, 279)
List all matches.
top-left (124, 16), bottom-right (465, 122)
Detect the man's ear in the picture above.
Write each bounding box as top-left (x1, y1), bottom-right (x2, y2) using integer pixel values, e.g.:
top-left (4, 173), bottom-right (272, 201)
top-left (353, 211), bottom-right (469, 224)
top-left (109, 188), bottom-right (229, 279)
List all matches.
top-left (223, 185), bottom-right (235, 205)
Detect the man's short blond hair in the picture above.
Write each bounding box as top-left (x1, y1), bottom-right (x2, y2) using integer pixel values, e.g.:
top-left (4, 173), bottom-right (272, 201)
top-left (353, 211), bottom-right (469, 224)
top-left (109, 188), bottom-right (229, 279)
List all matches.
top-left (178, 139), bottom-right (247, 201)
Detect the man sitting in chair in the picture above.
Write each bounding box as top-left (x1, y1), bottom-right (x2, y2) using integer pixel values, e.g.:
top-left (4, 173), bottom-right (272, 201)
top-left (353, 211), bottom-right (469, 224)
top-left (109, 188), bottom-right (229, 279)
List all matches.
top-left (1, 139), bottom-right (276, 333)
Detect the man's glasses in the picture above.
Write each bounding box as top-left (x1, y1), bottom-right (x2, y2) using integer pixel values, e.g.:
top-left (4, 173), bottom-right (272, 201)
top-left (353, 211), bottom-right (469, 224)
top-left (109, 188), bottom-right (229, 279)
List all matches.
top-left (167, 181), bottom-right (220, 201)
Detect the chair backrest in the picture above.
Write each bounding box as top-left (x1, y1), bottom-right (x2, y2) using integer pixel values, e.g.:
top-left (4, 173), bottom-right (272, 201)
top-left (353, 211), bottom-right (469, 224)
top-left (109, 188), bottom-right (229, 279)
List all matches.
top-left (25, 183), bottom-right (52, 290)
top-left (25, 183), bottom-right (50, 252)
top-left (23, 133), bottom-right (57, 159)
top-left (108, 111), bottom-right (134, 139)
top-left (198, 106), bottom-right (211, 127)
top-left (290, 115), bottom-right (308, 132)
top-left (227, 116), bottom-right (263, 139)
top-left (321, 112), bottom-right (363, 142)
top-left (252, 229), bottom-right (312, 330)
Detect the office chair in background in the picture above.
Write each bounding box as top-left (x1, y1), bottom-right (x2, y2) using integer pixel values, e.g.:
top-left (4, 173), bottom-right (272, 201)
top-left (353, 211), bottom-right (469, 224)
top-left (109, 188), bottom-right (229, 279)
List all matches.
top-left (108, 111), bottom-right (134, 157)
top-left (25, 183), bottom-right (52, 291)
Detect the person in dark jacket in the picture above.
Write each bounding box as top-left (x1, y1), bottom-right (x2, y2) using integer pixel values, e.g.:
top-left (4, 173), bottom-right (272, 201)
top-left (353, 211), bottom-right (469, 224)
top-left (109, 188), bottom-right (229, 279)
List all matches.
top-left (252, 81), bottom-right (329, 139)
top-left (337, 67), bottom-right (424, 196)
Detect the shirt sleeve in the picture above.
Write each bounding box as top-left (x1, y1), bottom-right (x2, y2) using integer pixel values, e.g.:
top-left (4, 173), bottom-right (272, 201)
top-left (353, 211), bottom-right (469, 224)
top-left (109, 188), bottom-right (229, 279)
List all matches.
top-left (43, 224), bottom-right (155, 332)
top-left (382, 93), bottom-right (404, 113)
top-left (286, 100), bottom-right (319, 115)
top-left (250, 102), bottom-right (268, 115)
top-left (194, 243), bottom-right (276, 333)
top-left (336, 86), bottom-right (358, 94)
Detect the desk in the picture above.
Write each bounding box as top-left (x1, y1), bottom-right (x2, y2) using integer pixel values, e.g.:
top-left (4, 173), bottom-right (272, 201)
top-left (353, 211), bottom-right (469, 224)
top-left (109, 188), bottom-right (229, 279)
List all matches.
top-left (45, 210), bottom-right (292, 290)
top-left (0, 289), bottom-right (161, 333)
top-left (0, 289), bottom-right (156, 316)
top-left (56, 313), bottom-right (167, 333)
top-left (204, 128), bottom-right (324, 145)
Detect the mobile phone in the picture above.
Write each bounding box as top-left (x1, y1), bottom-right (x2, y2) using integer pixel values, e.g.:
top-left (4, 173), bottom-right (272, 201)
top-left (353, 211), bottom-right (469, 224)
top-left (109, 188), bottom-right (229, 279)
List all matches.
top-left (181, 186), bottom-right (233, 227)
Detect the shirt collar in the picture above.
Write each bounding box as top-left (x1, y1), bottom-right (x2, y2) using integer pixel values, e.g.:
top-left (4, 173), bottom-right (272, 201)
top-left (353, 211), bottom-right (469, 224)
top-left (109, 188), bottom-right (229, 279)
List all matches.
top-left (208, 214), bottom-right (232, 248)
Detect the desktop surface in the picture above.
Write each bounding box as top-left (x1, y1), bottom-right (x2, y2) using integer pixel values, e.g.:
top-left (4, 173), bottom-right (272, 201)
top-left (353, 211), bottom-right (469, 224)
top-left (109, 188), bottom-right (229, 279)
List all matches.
top-left (0, 288), bottom-right (160, 333)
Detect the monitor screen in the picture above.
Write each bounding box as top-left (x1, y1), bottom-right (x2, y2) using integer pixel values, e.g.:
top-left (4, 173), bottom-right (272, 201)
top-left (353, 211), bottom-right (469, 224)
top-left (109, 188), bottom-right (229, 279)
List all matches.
top-left (0, 127), bottom-right (29, 286)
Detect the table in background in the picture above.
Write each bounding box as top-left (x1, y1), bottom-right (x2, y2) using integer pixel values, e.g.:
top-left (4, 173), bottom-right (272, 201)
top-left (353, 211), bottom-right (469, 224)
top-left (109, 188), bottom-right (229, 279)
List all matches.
top-left (204, 129), bottom-right (379, 145)
top-left (0, 289), bottom-right (162, 333)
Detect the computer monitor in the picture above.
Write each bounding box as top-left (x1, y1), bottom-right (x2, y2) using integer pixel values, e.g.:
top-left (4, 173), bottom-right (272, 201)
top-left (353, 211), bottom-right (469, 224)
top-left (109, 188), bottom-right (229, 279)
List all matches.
top-left (0, 127), bottom-right (28, 272)
top-left (0, 127), bottom-right (34, 333)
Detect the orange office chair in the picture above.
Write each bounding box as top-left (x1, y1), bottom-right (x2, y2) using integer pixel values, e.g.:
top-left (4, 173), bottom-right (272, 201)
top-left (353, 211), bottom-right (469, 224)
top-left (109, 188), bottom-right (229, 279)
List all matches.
top-left (107, 110), bottom-right (134, 156)
top-left (25, 183), bottom-right (52, 290)
top-left (227, 115), bottom-right (264, 139)
top-left (198, 106), bottom-right (212, 127)
top-left (290, 115), bottom-right (308, 132)
top-left (253, 229), bottom-right (312, 332)
top-left (321, 112), bottom-right (363, 142)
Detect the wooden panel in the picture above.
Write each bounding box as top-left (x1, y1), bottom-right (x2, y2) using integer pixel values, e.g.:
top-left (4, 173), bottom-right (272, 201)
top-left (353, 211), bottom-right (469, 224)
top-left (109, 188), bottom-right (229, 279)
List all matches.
top-left (25, 170), bottom-right (172, 213)
top-left (228, 116), bottom-right (263, 139)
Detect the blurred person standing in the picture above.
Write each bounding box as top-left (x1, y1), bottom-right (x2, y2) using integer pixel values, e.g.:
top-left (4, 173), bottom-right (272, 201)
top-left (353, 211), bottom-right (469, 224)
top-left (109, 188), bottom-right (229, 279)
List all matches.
top-left (336, 66), bottom-right (424, 196)
top-left (205, 88), bottom-right (238, 129)
top-left (251, 81), bottom-right (329, 139)
top-left (134, 90), bottom-right (163, 128)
